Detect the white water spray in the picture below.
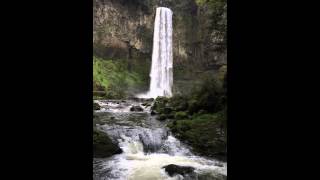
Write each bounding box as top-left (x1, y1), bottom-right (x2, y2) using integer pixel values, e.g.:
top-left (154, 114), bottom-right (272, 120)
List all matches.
top-left (137, 7), bottom-right (173, 98)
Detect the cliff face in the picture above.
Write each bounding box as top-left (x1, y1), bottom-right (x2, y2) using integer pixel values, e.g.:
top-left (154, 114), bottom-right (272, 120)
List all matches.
top-left (93, 0), bottom-right (226, 80)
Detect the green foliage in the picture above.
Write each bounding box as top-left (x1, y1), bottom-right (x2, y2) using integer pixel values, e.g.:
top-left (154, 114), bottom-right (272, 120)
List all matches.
top-left (188, 75), bottom-right (225, 114)
top-left (152, 74), bottom-right (227, 158)
top-left (152, 75), bottom-right (226, 115)
top-left (175, 111), bottom-right (188, 120)
top-left (168, 111), bottom-right (227, 158)
top-left (93, 56), bottom-right (145, 99)
top-left (152, 96), bottom-right (170, 113)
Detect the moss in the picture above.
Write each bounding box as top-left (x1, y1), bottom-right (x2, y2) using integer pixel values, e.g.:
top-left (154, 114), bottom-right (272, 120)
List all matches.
top-left (167, 112), bottom-right (227, 158)
top-left (152, 96), bottom-right (170, 113)
top-left (175, 111), bottom-right (188, 120)
top-left (93, 56), bottom-right (146, 99)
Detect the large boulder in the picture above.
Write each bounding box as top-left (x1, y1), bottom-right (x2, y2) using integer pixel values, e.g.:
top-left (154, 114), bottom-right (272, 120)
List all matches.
top-left (141, 102), bottom-right (151, 107)
top-left (150, 110), bottom-right (157, 115)
top-left (93, 129), bottom-right (122, 158)
top-left (93, 102), bottom-right (101, 110)
top-left (162, 164), bottom-right (195, 177)
top-left (130, 105), bottom-right (144, 112)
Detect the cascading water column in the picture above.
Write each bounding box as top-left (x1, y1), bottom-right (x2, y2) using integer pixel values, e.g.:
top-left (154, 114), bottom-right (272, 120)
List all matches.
top-left (137, 7), bottom-right (173, 98)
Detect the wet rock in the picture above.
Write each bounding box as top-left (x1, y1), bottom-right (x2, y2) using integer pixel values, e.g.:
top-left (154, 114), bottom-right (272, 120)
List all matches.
top-left (157, 114), bottom-right (167, 121)
top-left (130, 105), bottom-right (143, 112)
top-left (163, 107), bottom-right (173, 114)
top-left (150, 110), bottom-right (157, 115)
top-left (214, 162), bottom-right (224, 167)
top-left (162, 164), bottom-right (195, 177)
top-left (129, 97), bottom-right (141, 102)
top-left (141, 102), bottom-right (151, 107)
top-left (93, 102), bottom-right (101, 110)
top-left (138, 128), bottom-right (167, 153)
top-left (93, 129), bottom-right (122, 158)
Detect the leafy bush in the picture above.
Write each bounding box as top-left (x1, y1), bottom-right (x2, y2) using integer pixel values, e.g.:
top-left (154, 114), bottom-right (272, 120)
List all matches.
top-left (187, 75), bottom-right (225, 114)
top-left (168, 111), bottom-right (227, 158)
top-left (175, 111), bottom-right (188, 120)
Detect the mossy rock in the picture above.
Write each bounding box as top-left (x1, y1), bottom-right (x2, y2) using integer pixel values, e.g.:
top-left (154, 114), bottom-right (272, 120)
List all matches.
top-left (150, 110), bottom-right (157, 116)
top-left (167, 112), bottom-right (227, 158)
top-left (187, 99), bottom-right (200, 114)
top-left (157, 114), bottom-right (167, 121)
top-left (175, 111), bottom-right (188, 120)
top-left (93, 129), bottom-right (122, 158)
top-left (93, 102), bottom-right (101, 110)
top-left (130, 105), bottom-right (143, 112)
top-left (141, 102), bottom-right (151, 107)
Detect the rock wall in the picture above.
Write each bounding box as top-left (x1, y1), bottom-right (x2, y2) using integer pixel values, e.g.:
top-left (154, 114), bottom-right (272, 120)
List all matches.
top-left (93, 0), bottom-right (227, 78)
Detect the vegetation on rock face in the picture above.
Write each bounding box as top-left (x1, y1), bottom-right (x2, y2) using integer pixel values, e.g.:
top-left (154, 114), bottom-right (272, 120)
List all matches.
top-left (93, 56), bottom-right (146, 99)
top-left (168, 111), bottom-right (227, 159)
top-left (153, 75), bottom-right (227, 159)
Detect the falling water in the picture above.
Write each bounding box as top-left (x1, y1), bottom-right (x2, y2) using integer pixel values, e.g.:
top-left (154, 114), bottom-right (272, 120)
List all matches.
top-left (137, 7), bottom-right (173, 98)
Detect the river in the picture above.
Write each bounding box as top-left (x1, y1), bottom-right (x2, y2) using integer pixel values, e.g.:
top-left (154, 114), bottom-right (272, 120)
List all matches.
top-left (93, 99), bottom-right (227, 180)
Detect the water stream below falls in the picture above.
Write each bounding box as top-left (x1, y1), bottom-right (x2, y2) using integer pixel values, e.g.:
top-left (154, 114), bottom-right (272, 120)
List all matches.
top-left (93, 99), bottom-right (227, 180)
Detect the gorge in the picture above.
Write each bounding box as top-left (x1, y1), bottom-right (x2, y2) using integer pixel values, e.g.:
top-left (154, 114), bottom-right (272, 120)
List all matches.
top-left (93, 0), bottom-right (227, 179)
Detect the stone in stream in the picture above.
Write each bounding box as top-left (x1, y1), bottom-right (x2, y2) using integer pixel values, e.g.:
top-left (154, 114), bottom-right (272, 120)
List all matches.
top-left (214, 162), bottom-right (224, 167)
top-left (141, 102), bottom-right (152, 107)
top-left (93, 129), bottom-right (122, 158)
top-left (162, 164), bottom-right (196, 178)
top-left (144, 98), bottom-right (154, 102)
top-left (150, 110), bottom-right (157, 115)
top-left (130, 105), bottom-right (144, 112)
top-left (93, 102), bottom-right (101, 110)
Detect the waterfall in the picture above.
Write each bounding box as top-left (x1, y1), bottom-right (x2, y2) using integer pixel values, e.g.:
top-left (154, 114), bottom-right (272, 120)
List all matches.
top-left (137, 7), bottom-right (173, 98)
